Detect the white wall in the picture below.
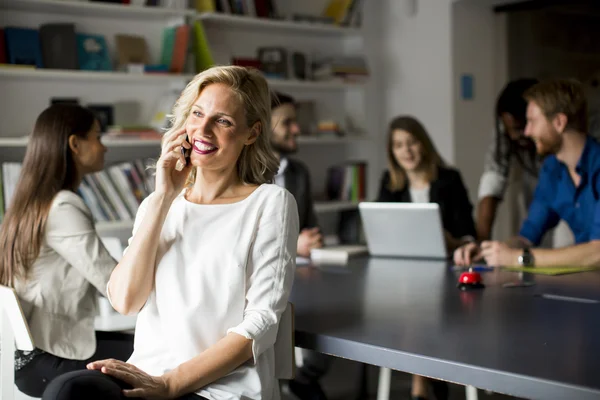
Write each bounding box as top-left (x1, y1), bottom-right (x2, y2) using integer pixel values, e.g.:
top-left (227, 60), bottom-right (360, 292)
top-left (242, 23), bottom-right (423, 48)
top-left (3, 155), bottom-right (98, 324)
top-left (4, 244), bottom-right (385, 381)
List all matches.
top-left (379, 0), bottom-right (455, 164)
top-left (452, 1), bottom-right (514, 239)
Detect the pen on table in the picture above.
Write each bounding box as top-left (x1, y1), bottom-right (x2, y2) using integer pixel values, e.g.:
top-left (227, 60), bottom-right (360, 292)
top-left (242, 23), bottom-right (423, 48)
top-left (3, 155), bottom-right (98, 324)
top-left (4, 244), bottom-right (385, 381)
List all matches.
top-left (538, 293), bottom-right (599, 304)
top-left (452, 265), bottom-right (494, 272)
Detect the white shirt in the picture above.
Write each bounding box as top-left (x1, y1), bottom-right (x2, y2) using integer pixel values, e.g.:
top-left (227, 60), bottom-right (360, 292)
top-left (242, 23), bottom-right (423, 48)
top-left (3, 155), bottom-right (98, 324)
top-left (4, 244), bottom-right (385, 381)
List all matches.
top-left (409, 186), bottom-right (430, 203)
top-left (274, 157), bottom-right (288, 189)
top-left (119, 184), bottom-right (299, 400)
top-left (14, 190), bottom-right (116, 359)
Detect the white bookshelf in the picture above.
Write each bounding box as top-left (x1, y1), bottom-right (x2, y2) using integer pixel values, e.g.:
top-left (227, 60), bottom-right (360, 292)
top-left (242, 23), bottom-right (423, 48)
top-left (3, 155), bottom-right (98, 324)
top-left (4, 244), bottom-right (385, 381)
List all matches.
top-left (197, 12), bottom-right (360, 37)
top-left (0, 0), bottom-right (194, 19)
top-left (0, 68), bottom-right (194, 84)
top-left (0, 136), bottom-right (161, 148)
top-left (0, 136), bottom-right (161, 164)
top-left (1, 0), bottom-right (372, 241)
top-left (267, 78), bottom-right (364, 91)
top-left (0, 136), bottom-right (370, 148)
top-left (0, 67), bottom-right (364, 91)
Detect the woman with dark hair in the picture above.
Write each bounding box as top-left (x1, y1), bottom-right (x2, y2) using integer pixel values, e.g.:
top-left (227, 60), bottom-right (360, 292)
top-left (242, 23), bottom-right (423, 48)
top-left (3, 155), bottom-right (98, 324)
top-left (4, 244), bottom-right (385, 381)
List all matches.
top-left (476, 78), bottom-right (540, 241)
top-left (378, 115), bottom-right (476, 252)
top-left (0, 104), bottom-right (132, 397)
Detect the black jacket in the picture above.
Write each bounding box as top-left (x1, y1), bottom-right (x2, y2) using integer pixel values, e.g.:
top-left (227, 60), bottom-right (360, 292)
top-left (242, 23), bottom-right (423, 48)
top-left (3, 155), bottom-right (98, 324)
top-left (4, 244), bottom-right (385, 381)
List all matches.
top-left (284, 158), bottom-right (318, 231)
top-left (377, 166), bottom-right (476, 239)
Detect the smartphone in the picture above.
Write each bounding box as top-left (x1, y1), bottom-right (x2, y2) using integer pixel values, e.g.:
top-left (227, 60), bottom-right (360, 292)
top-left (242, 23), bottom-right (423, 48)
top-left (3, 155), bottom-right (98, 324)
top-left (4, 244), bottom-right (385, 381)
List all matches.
top-left (181, 134), bottom-right (191, 166)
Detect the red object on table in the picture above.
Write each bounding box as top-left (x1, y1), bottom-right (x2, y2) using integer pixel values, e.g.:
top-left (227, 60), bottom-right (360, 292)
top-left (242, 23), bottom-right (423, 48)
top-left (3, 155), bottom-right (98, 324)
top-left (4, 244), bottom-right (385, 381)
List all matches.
top-left (457, 269), bottom-right (485, 290)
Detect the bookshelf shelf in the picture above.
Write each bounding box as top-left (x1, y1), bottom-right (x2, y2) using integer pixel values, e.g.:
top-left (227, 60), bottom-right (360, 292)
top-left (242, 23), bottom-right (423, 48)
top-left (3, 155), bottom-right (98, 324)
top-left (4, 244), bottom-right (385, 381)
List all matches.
top-left (0, 0), bottom-right (194, 19)
top-left (313, 201), bottom-right (359, 213)
top-left (197, 12), bottom-right (360, 37)
top-left (297, 135), bottom-right (370, 145)
top-left (267, 78), bottom-right (364, 91)
top-left (0, 137), bottom-right (161, 148)
top-left (0, 68), bottom-right (194, 84)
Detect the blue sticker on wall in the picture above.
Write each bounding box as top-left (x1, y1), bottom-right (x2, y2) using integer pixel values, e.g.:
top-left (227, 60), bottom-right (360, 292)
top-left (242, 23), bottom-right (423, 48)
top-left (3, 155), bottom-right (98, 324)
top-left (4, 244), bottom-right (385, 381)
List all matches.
top-left (461, 74), bottom-right (474, 100)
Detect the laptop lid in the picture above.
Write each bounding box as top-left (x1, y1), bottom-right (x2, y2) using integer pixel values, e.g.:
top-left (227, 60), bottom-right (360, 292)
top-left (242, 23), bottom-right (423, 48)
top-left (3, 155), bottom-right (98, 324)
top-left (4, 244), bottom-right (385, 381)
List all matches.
top-left (358, 202), bottom-right (447, 259)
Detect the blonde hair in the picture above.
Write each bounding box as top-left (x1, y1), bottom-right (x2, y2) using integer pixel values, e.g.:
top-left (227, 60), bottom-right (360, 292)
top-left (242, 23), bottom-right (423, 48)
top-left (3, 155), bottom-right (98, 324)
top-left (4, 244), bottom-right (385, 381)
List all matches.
top-left (164, 65), bottom-right (279, 185)
top-left (386, 116), bottom-right (445, 191)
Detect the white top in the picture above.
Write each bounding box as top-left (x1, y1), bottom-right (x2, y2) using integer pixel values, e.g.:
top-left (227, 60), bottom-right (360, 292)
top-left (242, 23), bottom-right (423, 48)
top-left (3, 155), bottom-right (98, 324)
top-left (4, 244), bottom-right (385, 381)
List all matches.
top-left (14, 190), bottom-right (116, 359)
top-left (273, 157), bottom-right (288, 189)
top-left (119, 184), bottom-right (299, 400)
top-left (409, 186), bottom-right (430, 204)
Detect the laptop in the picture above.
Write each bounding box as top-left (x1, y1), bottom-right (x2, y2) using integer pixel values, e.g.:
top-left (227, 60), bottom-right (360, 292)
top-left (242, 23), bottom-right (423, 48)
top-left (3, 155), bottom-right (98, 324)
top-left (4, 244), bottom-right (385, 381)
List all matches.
top-left (358, 202), bottom-right (447, 259)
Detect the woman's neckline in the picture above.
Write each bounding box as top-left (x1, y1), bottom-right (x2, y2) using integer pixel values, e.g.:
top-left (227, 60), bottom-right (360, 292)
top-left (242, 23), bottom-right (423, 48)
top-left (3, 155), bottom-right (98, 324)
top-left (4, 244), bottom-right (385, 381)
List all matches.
top-left (181, 183), bottom-right (266, 207)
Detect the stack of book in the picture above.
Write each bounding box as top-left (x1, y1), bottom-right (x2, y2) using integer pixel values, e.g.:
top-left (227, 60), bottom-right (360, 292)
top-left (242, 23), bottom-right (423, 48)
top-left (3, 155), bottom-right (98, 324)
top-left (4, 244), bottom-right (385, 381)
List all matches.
top-left (0, 159), bottom-right (155, 224)
top-left (325, 161), bottom-right (367, 202)
top-left (312, 55), bottom-right (369, 83)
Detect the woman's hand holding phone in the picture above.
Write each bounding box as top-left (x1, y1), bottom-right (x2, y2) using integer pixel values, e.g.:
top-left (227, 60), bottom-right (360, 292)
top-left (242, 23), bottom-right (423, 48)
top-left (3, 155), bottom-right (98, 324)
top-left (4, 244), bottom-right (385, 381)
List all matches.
top-left (155, 127), bottom-right (192, 200)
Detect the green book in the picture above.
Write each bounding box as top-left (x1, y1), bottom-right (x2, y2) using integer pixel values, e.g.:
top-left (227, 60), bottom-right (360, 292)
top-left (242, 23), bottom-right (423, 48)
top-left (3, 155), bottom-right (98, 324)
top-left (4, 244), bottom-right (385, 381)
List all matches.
top-left (160, 26), bottom-right (177, 67)
top-left (193, 21), bottom-right (214, 73)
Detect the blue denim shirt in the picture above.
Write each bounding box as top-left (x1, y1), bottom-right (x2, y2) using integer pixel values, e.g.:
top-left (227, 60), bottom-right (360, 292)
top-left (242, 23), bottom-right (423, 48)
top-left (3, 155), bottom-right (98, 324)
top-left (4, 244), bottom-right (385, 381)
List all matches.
top-left (519, 136), bottom-right (600, 245)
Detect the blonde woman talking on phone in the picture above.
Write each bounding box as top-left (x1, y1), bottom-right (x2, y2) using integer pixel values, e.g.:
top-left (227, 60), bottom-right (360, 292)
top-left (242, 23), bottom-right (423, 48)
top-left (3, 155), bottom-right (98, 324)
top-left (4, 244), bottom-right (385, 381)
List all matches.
top-left (43, 66), bottom-right (299, 400)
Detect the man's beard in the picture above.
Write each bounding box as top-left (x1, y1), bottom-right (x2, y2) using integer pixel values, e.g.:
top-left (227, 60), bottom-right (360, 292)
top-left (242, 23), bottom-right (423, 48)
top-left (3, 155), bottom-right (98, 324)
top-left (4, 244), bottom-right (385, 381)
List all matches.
top-left (536, 132), bottom-right (562, 157)
top-left (271, 140), bottom-right (297, 156)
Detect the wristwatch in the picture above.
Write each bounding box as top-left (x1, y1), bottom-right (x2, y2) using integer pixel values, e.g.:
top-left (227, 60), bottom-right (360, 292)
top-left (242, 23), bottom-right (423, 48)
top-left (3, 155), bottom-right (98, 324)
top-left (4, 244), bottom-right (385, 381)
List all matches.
top-left (518, 247), bottom-right (535, 267)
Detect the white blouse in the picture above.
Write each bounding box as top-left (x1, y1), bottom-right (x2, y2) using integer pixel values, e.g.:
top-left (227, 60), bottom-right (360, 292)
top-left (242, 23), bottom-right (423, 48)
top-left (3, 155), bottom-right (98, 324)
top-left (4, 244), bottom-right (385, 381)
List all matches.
top-left (409, 185), bottom-right (430, 204)
top-left (120, 184), bottom-right (299, 400)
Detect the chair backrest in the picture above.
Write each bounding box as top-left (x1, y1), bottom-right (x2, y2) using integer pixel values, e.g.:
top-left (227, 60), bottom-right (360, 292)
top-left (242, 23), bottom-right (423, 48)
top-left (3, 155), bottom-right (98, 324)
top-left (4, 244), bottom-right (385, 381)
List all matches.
top-left (1, 284), bottom-right (35, 400)
top-left (273, 302), bottom-right (295, 380)
top-left (0, 285), bottom-right (34, 352)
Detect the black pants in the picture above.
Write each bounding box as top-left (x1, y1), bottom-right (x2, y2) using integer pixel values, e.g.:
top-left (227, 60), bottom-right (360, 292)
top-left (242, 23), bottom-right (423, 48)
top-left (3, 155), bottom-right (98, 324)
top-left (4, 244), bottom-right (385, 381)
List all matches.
top-left (15, 331), bottom-right (134, 398)
top-left (298, 349), bottom-right (331, 382)
top-left (42, 370), bottom-right (205, 400)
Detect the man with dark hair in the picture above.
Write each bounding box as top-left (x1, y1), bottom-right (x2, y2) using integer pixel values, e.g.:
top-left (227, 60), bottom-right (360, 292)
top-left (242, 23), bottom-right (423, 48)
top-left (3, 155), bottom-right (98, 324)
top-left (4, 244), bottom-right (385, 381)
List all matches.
top-left (271, 92), bottom-right (323, 257)
top-left (476, 78), bottom-right (540, 241)
top-left (271, 92), bottom-right (329, 400)
top-left (455, 79), bottom-right (600, 268)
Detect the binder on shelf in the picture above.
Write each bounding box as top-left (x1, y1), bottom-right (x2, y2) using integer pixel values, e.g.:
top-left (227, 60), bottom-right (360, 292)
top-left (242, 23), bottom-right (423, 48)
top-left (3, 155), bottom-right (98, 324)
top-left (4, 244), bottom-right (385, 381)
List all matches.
top-left (4, 27), bottom-right (44, 68)
top-left (39, 23), bottom-right (79, 70)
top-left (0, 29), bottom-right (6, 65)
top-left (76, 33), bottom-right (111, 71)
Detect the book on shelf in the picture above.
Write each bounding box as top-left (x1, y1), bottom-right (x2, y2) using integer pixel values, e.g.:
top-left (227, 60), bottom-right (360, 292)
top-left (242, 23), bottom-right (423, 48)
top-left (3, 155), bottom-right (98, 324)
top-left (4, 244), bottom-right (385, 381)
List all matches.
top-left (323, 0), bottom-right (363, 27)
top-left (1, 159), bottom-right (155, 224)
top-left (77, 33), bottom-right (111, 71)
top-left (4, 27), bottom-right (44, 68)
top-left (39, 23), bottom-right (79, 70)
top-left (325, 161), bottom-right (367, 202)
top-left (193, 21), bottom-right (215, 73)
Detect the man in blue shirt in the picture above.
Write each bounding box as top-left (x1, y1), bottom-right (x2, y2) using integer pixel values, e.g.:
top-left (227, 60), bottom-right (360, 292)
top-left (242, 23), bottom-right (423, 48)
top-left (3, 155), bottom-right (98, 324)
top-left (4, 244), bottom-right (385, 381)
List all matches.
top-left (455, 79), bottom-right (600, 268)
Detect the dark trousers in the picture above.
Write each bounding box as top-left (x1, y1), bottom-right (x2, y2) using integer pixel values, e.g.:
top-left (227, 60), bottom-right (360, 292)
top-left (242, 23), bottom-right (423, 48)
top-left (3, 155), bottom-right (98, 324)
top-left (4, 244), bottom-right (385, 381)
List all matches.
top-left (42, 369), bottom-right (205, 400)
top-left (15, 331), bottom-right (134, 398)
top-left (298, 349), bottom-right (331, 382)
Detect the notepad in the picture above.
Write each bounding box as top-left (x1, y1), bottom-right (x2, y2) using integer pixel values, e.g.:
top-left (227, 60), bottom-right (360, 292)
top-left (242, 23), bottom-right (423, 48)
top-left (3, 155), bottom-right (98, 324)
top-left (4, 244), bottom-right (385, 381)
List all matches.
top-left (503, 266), bottom-right (600, 276)
top-left (310, 245), bottom-right (369, 265)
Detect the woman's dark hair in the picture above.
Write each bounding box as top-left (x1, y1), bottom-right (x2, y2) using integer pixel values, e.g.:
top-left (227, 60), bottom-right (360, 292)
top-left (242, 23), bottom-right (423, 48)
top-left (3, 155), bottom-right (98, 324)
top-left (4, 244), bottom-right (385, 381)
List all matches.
top-left (494, 78), bottom-right (539, 176)
top-left (0, 104), bottom-right (97, 286)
